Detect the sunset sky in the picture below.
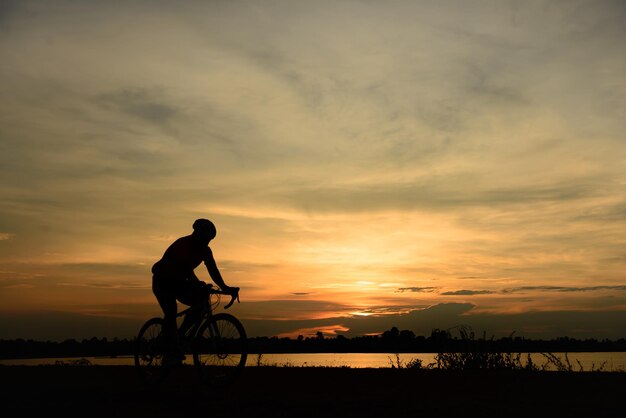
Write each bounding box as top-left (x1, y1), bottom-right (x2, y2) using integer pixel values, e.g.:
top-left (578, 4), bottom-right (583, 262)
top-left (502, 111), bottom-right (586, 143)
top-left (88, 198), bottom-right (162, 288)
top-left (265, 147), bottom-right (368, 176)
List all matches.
top-left (1, 0), bottom-right (625, 341)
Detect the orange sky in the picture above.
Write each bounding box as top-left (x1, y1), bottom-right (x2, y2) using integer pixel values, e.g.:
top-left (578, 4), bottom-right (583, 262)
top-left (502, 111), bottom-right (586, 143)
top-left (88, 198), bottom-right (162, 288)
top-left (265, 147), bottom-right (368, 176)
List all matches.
top-left (1, 0), bottom-right (625, 340)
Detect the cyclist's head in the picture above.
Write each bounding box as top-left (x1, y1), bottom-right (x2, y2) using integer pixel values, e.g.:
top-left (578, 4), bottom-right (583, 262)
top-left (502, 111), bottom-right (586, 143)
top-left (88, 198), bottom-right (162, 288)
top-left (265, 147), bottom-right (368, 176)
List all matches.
top-left (192, 218), bottom-right (216, 242)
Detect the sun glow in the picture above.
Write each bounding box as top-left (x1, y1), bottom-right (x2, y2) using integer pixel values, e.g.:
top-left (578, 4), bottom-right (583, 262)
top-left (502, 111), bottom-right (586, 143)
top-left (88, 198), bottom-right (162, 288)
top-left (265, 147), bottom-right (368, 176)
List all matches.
top-left (277, 324), bottom-right (350, 339)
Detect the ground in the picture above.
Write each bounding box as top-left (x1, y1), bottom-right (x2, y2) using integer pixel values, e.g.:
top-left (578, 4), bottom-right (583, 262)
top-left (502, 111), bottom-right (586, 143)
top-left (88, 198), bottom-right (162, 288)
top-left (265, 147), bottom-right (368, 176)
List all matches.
top-left (1, 366), bottom-right (623, 417)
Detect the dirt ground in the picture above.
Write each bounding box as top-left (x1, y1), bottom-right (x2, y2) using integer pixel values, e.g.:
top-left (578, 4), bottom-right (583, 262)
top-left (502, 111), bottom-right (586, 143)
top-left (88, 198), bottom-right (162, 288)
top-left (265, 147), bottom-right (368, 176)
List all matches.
top-left (1, 365), bottom-right (624, 418)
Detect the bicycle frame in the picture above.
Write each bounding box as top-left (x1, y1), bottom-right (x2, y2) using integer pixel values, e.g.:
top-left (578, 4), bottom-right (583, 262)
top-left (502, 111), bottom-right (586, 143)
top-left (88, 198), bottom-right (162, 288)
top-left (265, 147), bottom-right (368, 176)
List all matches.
top-left (176, 298), bottom-right (213, 339)
top-left (176, 288), bottom-right (238, 339)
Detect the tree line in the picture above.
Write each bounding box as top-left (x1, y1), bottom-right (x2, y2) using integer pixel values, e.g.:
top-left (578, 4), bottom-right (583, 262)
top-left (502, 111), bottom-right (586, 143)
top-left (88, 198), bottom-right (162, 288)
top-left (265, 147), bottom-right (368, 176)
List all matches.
top-left (1, 327), bottom-right (625, 359)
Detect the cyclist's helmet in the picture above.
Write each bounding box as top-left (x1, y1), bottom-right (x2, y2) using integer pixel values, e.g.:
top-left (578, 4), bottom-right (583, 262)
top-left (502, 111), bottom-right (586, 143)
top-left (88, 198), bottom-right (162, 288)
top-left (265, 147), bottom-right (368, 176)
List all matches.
top-left (193, 218), bottom-right (217, 239)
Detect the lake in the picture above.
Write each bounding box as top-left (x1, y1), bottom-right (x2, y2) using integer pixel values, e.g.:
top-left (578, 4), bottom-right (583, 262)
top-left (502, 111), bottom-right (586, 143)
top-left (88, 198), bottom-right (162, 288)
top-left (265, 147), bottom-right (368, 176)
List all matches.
top-left (1, 352), bottom-right (625, 371)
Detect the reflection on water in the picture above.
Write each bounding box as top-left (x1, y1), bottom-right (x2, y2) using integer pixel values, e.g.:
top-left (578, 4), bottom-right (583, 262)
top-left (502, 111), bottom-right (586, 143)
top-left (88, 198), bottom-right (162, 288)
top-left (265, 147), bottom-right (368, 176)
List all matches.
top-left (250, 352), bottom-right (626, 371)
top-left (1, 352), bottom-right (625, 370)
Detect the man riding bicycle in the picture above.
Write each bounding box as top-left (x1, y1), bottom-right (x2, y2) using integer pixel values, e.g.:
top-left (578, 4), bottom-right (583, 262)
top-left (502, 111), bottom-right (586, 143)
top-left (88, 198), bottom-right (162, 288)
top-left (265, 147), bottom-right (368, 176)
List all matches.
top-left (152, 218), bottom-right (238, 365)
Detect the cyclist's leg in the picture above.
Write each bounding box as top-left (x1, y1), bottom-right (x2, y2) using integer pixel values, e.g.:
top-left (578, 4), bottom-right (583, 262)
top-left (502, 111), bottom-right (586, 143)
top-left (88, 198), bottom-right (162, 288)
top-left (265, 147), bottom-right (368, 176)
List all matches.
top-left (176, 281), bottom-right (206, 336)
top-left (177, 306), bottom-right (199, 337)
top-left (153, 277), bottom-right (182, 360)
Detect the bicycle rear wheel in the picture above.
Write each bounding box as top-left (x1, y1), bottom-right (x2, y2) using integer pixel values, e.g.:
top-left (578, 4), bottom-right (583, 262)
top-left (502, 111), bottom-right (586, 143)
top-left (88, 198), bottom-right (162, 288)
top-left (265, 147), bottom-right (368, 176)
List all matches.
top-left (193, 313), bottom-right (247, 385)
top-left (134, 317), bottom-right (168, 384)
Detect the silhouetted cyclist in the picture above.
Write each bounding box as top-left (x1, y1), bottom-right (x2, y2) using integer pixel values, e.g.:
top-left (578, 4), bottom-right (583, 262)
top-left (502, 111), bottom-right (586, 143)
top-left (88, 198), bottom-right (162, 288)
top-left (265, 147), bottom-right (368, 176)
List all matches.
top-left (152, 218), bottom-right (237, 365)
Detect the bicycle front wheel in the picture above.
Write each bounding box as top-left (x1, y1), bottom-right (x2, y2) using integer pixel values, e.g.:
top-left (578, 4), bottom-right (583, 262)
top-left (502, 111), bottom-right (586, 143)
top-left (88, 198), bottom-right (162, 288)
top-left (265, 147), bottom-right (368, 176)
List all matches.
top-left (193, 313), bottom-right (247, 385)
top-left (134, 317), bottom-right (168, 384)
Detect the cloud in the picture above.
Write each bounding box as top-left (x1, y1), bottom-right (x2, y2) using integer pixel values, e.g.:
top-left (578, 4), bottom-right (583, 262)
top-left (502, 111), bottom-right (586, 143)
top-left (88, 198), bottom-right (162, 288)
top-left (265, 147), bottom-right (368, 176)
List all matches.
top-left (233, 299), bottom-right (353, 321)
top-left (277, 324), bottom-right (349, 339)
top-left (397, 287), bottom-right (439, 293)
top-left (391, 285), bottom-right (626, 299)
top-left (502, 286), bottom-right (626, 294)
top-left (441, 290), bottom-right (495, 296)
top-left (0, 233), bottom-right (15, 241)
top-left (0, 310), bottom-right (147, 341)
top-left (96, 88), bottom-right (178, 124)
top-left (274, 178), bottom-right (604, 214)
top-left (56, 282), bottom-right (149, 290)
top-left (222, 302), bottom-right (479, 339)
top-left (56, 262), bottom-right (151, 275)
top-left (234, 301), bottom-right (626, 340)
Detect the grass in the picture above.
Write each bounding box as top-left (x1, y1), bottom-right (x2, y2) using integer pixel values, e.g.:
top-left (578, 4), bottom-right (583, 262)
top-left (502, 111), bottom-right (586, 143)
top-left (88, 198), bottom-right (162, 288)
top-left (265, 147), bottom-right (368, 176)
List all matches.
top-left (540, 352), bottom-right (608, 372)
top-left (410, 326), bottom-right (612, 372)
top-left (388, 353), bottom-right (433, 369)
top-left (53, 358), bottom-right (93, 366)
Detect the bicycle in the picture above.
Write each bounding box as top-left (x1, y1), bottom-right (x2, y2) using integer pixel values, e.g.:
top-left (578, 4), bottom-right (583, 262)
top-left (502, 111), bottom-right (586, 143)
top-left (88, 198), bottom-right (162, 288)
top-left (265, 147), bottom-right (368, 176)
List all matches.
top-left (134, 285), bottom-right (248, 386)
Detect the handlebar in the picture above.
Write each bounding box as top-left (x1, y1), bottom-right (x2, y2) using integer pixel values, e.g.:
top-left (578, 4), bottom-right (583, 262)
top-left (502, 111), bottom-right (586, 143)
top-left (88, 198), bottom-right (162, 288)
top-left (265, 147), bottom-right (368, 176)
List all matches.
top-left (223, 287), bottom-right (240, 309)
top-left (205, 283), bottom-right (240, 309)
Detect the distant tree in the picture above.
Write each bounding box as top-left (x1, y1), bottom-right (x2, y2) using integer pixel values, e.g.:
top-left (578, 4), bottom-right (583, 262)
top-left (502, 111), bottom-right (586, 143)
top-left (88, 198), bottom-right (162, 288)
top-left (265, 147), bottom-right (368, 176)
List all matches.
top-left (430, 328), bottom-right (451, 341)
top-left (382, 327), bottom-right (400, 340)
top-left (399, 329), bottom-right (415, 340)
top-left (316, 331), bottom-right (324, 340)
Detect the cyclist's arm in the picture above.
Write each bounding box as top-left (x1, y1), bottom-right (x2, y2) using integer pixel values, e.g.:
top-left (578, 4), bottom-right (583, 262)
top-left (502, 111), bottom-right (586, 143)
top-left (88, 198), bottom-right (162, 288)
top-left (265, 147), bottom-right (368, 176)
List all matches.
top-left (188, 269), bottom-right (202, 284)
top-left (204, 247), bottom-right (232, 292)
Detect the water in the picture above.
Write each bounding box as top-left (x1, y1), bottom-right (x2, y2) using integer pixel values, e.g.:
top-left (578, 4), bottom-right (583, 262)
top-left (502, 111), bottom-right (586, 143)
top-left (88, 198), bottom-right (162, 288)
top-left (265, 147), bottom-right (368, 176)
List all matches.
top-left (1, 352), bottom-right (625, 371)
top-left (240, 352), bottom-right (626, 370)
